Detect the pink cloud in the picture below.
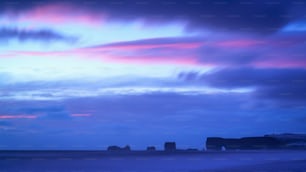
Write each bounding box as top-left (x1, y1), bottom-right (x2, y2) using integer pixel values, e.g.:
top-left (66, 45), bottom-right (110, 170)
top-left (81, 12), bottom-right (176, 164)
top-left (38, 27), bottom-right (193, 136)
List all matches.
top-left (1, 38), bottom-right (203, 65)
top-left (2, 36), bottom-right (305, 69)
top-left (17, 4), bottom-right (104, 26)
top-left (0, 115), bottom-right (37, 119)
top-left (70, 113), bottom-right (92, 117)
top-left (103, 55), bottom-right (199, 65)
top-left (72, 38), bottom-right (204, 65)
top-left (95, 42), bottom-right (204, 50)
top-left (215, 40), bottom-right (265, 48)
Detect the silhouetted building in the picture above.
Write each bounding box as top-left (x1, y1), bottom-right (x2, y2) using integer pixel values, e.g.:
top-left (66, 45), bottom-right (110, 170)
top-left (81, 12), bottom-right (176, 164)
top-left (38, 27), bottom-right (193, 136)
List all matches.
top-left (164, 142), bottom-right (176, 151)
top-left (146, 146), bottom-right (156, 151)
top-left (107, 145), bottom-right (131, 151)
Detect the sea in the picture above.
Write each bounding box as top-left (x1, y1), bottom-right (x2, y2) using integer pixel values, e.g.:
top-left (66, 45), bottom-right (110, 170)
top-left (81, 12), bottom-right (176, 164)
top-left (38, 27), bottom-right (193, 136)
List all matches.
top-left (0, 150), bottom-right (306, 172)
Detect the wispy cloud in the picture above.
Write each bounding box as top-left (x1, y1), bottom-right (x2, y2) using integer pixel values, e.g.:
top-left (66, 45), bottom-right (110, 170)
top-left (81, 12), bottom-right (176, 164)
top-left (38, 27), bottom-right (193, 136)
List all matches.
top-left (0, 115), bottom-right (37, 119)
top-left (71, 114), bottom-right (92, 117)
top-left (0, 27), bottom-right (77, 43)
top-left (179, 68), bottom-right (306, 106)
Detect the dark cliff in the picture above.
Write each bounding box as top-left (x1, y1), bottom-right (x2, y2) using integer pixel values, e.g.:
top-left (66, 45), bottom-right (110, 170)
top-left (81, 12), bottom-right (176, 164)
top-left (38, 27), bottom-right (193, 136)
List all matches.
top-left (206, 134), bottom-right (306, 150)
top-left (207, 137), bottom-right (281, 150)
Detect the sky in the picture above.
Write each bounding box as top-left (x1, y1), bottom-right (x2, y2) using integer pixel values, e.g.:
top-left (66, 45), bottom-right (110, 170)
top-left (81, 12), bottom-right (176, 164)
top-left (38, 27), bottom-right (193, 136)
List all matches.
top-left (0, 0), bottom-right (306, 150)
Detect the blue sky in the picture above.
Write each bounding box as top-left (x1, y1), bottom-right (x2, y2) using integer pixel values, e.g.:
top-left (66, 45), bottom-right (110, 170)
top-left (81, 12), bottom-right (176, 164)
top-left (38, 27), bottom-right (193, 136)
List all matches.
top-left (0, 0), bottom-right (306, 150)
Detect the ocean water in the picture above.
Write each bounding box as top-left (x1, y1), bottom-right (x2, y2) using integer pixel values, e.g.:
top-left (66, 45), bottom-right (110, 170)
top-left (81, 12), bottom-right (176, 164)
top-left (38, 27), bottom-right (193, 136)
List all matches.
top-left (0, 150), bottom-right (306, 172)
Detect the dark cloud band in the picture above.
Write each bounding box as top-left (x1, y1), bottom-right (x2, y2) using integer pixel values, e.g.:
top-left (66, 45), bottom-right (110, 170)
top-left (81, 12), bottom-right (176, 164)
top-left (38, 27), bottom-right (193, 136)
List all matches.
top-left (0, 27), bottom-right (77, 42)
top-left (1, 0), bottom-right (306, 34)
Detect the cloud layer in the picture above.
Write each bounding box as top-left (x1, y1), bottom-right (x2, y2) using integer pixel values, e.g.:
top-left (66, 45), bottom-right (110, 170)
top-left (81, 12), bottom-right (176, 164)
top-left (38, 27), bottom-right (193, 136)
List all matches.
top-left (179, 68), bottom-right (306, 106)
top-left (0, 0), bottom-right (306, 149)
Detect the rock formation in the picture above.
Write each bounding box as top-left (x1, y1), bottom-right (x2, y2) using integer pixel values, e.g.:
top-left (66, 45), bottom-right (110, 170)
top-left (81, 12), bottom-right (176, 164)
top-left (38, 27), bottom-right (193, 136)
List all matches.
top-left (107, 145), bottom-right (131, 151)
top-left (164, 142), bottom-right (176, 151)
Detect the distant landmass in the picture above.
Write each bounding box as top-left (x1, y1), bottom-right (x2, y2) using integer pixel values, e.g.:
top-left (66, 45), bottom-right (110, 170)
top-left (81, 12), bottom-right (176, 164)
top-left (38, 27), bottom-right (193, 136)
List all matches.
top-left (206, 133), bottom-right (306, 151)
top-left (102, 133), bottom-right (306, 152)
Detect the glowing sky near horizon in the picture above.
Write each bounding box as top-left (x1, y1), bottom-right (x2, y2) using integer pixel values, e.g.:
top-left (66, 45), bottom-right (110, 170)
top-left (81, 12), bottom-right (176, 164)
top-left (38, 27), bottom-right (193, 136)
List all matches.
top-left (0, 0), bottom-right (306, 149)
